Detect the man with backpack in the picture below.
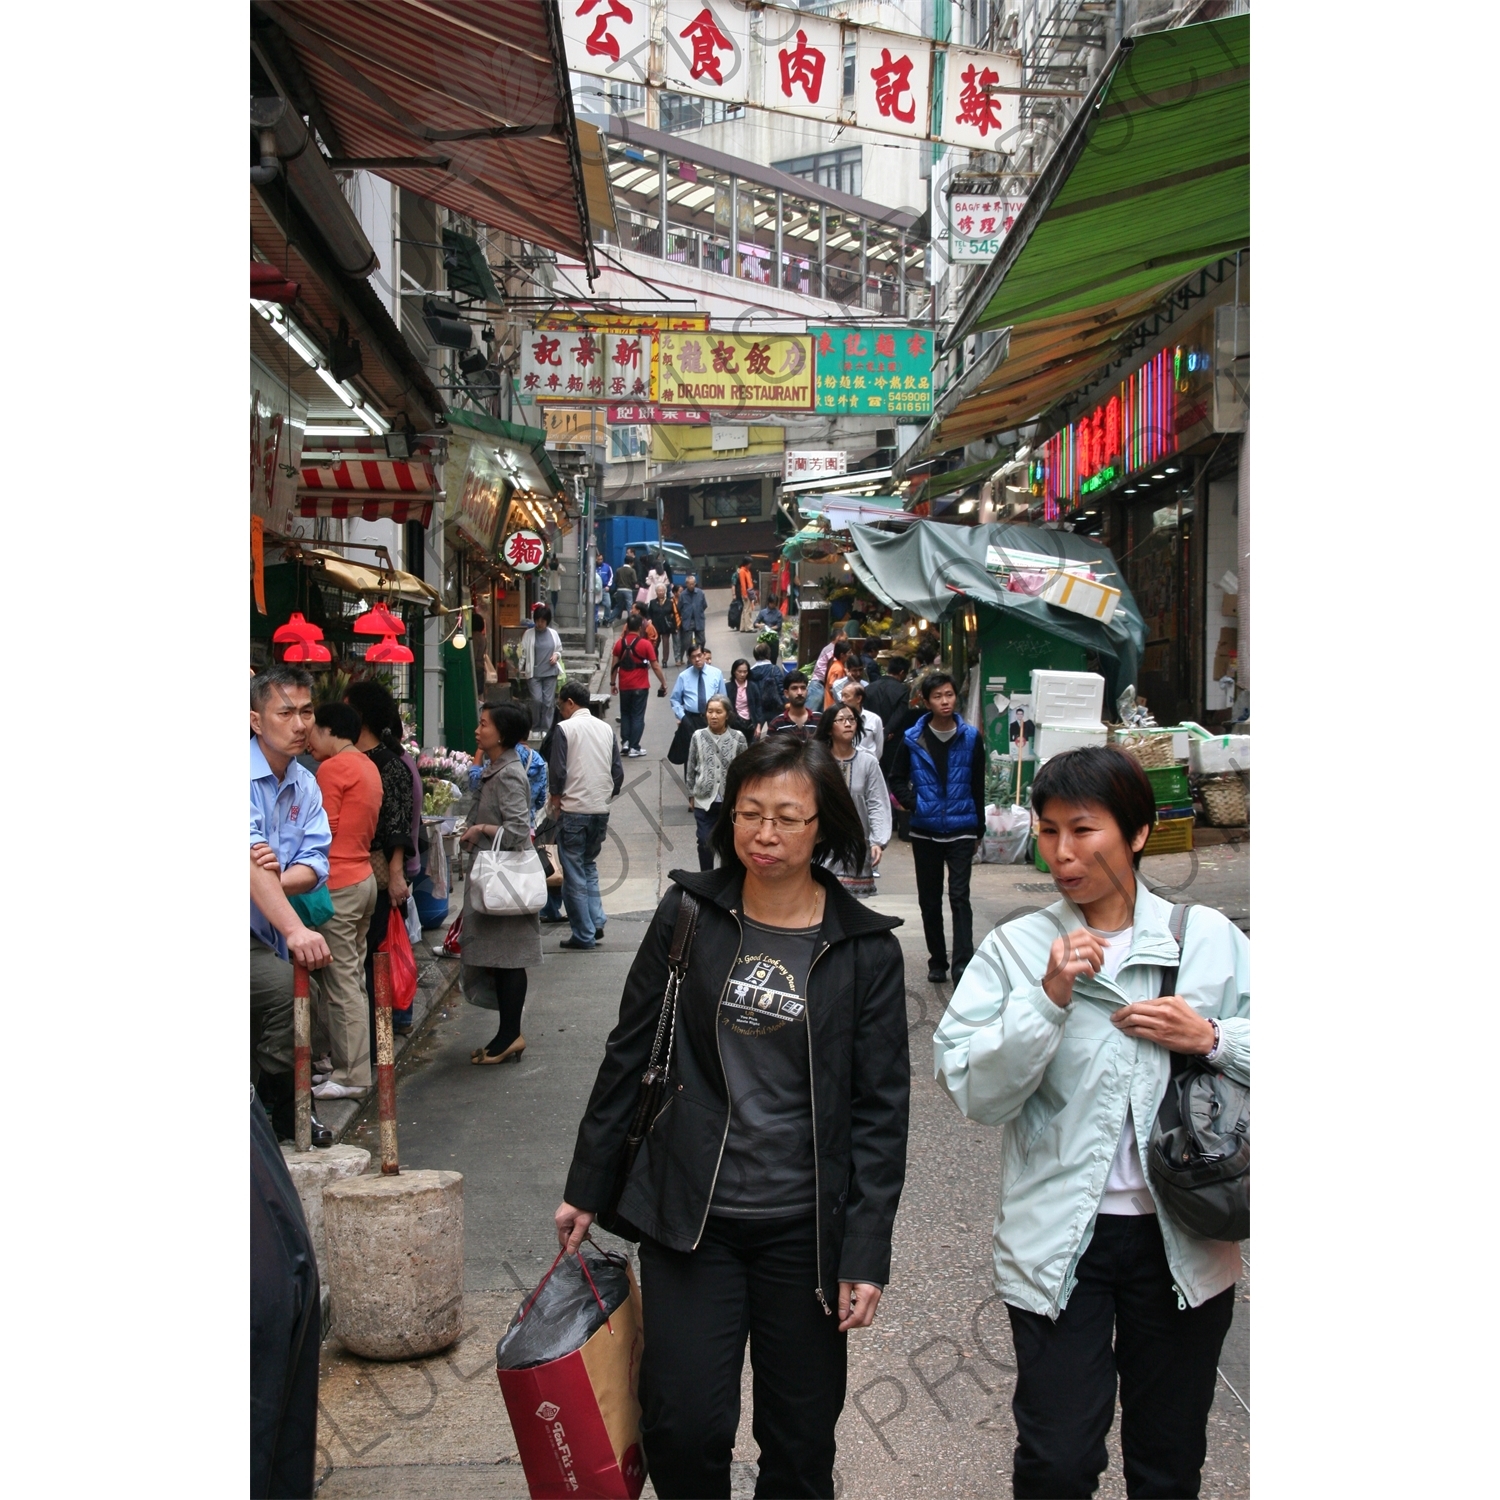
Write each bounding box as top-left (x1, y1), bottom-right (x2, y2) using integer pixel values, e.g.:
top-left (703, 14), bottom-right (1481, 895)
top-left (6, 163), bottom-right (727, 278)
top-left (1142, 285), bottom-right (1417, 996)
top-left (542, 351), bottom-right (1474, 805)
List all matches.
top-left (610, 611), bottom-right (667, 758)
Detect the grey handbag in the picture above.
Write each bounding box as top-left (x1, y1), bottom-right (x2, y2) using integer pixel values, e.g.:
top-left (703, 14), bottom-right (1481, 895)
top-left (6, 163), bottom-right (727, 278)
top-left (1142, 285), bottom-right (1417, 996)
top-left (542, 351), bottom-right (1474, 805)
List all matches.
top-left (1146, 905), bottom-right (1250, 1242)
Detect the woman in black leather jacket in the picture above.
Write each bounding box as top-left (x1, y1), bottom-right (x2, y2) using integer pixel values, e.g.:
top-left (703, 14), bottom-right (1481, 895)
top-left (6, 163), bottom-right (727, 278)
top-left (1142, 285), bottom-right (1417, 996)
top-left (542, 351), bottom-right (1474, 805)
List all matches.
top-left (555, 736), bottom-right (910, 1500)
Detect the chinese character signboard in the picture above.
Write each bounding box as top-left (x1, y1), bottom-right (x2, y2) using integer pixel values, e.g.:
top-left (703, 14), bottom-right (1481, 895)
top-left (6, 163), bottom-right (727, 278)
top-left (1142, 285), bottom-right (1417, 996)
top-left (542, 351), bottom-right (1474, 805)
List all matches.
top-left (501, 528), bottom-right (547, 572)
top-left (563, 12), bottom-right (1025, 151)
top-left (560, 0), bottom-right (651, 86)
top-left (657, 332), bottom-right (815, 411)
top-left (449, 440), bottom-right (508, 554)
top-left (855, 27), bottom-right (931, 141)
top-left (940, 47), bottom-right (1023, 152)
top-left (664, 0), bottom-right (749, 102)
top-left (537, 312), bottom-right (709, 333)
top-left (1036, 348), bottom-right (1179, 519)
top-left (519, 329), bottom-right (653, 402)
top-left (785, 450), bottom-right (847, 482)
top-left (607, 404), bottom-right (712, 424)
top-left (810, 325), bottom-right (933, 416)
top-left (948, 193), bottom-right (1027, 262)
top-left (760, 8), bottom-right (843, 123)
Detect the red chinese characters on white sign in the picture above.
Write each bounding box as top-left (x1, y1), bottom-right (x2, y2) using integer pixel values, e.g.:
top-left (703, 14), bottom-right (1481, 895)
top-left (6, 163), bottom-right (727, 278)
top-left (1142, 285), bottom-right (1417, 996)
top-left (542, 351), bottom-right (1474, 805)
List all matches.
top-left (663, 0), bottom-right (747, 97)
top-left (941, 46), bottom-right (1023, 152)
top-left (519, 331), bottom-right (651, 402)
top-left (560, 0), bottom-right (650, 82)
top-left (855, 27), bottom-right (930, 139)
top-left (503, 529), bottom-right (546, 572)
top-left (762, 10), bottom-right (842, 121)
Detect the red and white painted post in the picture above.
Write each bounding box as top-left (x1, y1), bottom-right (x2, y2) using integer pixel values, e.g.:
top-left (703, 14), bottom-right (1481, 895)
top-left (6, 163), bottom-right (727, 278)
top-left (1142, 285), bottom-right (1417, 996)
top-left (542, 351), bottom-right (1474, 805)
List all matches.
top-left (293, 961), bottom-right (312, 1154)
top-left (372, 949), bottom-right (400, 1175)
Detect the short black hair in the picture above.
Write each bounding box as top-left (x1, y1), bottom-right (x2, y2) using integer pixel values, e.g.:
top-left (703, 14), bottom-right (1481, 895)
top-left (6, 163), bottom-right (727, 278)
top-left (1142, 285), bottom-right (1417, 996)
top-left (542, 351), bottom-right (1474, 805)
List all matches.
top-left (814, 699), bottom-right (865, 748)
top-left (1031, 746), bottom-right (1157, 870)
top-left (709, 736), bottom-right (867, 874)
top-left (919, 671), bottom-right (957, 701)
top-left (251, 664), bottom-right (313, 711)
top-left (533, 604), bottom-right (552, 625)
top-left (345, 679), bottom-right (403, 749)
top-left (831, 640), bottom-right (850, 661)
top-left (784, 672), bottom-right (808, 688)
top-left (730, 658), bottom-right (750, 680)
top-left (557, 681), bottom-right (591, 709)
top-left (886, 655), bottom-right (909, 676)
top-left (915, 640), bottom-right (939, 665)
top-left (626, 611), bottom-right (643, 631)
top-left (313, 702), bottom-right (362, 742)
top-left (481, 701), bottom-right (532, 748)
top-left (846, 655), bottom-right (867, 676)
top-left (753, 641), bottom-right (769, 660)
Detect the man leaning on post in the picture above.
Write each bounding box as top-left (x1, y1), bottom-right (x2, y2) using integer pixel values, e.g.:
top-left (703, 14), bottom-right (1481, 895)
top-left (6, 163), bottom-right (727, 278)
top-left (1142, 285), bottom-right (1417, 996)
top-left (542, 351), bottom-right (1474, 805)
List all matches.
top-left (250, 665), bottom-right (334, 1146)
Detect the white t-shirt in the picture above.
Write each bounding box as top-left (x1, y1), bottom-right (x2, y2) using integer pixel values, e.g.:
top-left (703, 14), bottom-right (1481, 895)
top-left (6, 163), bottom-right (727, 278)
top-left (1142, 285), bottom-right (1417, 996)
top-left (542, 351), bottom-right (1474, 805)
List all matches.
top-left (1090, 924), bottom-right (1156, 1217)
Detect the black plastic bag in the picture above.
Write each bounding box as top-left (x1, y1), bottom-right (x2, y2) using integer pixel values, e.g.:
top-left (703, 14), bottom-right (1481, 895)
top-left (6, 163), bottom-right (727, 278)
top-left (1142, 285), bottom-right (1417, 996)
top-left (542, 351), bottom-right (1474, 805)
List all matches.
top-left (496, 1244), bottom-right (632, 1371)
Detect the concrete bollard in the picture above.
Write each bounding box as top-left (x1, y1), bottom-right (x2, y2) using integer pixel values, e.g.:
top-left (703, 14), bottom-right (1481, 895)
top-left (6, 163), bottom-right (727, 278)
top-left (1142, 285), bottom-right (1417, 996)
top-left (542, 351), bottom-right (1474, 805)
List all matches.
top-left (323, 1170), bottom-right (464, 1359)
top-left (280, 1144), bottom-right (371, 1284)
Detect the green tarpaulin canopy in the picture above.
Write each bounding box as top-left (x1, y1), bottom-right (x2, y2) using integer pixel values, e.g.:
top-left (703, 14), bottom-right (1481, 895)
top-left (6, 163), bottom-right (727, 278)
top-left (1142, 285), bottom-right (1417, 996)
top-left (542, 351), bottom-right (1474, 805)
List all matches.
top-left (845, 520), bottom-right (1147, 695)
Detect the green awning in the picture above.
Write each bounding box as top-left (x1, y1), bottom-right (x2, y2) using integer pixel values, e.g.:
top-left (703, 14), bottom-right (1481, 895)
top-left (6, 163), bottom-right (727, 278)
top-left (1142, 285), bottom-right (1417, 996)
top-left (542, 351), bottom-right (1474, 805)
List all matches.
top-left (919, 457), bottom-right (1005, 501)
top-left (445, 408), bottom-right (564, 498)
top-left (952, 14), bottom-right (1248, 342)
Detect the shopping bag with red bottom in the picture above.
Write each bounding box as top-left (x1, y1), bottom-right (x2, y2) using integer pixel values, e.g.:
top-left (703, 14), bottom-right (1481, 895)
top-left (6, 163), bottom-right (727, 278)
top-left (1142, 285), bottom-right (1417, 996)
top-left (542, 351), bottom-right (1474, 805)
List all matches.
top-left (496, 1241), bottom-right (645, 1500)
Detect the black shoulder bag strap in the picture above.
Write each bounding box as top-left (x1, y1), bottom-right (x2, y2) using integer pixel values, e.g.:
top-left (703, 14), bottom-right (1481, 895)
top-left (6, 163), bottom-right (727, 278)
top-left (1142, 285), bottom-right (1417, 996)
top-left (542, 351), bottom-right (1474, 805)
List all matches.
top-left (1158, 902), bottom-right (1195, 1077)
top-left (600, 892), bottom-right (700, 1230)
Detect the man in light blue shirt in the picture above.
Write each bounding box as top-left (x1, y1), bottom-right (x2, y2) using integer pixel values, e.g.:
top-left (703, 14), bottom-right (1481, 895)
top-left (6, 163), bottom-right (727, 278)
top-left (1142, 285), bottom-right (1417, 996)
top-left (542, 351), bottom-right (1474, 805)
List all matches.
top-left (250, 665), bottom-right (333, 1143)
top-left (669, 645), bottom-right (726, 721)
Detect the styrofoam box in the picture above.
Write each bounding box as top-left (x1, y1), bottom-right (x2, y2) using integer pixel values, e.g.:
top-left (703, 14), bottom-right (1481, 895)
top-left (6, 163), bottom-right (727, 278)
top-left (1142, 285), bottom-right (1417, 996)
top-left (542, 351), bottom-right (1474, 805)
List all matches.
top-left (1042, 570), bottom-right (1121, 624)
top-left (1030, 669), bottom-right (1106, 726)
top-left (1036, 722), bottom-right (1108, 758)
top-left (1189, 734), bottom-right (1250, 776)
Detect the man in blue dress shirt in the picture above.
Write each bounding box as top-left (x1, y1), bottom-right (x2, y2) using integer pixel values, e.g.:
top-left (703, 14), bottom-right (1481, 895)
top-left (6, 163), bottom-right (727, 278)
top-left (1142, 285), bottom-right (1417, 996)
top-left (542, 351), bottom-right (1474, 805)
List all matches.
top-left (250, 665), bottom-right (333, 1144)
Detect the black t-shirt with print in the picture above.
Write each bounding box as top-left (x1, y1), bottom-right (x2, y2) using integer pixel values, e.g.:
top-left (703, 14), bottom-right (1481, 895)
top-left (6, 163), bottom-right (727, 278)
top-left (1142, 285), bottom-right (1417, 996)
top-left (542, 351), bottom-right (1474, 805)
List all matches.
top-left (709, 917), bottom-right (822, 1218)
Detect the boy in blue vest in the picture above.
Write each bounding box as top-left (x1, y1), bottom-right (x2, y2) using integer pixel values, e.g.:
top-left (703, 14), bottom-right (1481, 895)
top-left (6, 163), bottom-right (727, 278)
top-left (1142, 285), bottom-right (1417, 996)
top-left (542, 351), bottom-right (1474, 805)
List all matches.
top-left (889, 672), bottom-right (985, 983)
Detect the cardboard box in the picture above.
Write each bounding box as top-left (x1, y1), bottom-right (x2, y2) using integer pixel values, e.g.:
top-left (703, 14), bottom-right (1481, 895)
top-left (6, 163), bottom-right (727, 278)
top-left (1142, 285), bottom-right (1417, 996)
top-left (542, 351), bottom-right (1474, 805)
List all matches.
top-left (1029, 669), bottom-right (1106, 726)
top-left (1041, 570), bottom-right (1121, 624)
top-left (1189, 734), bottom-right (1250, 776)
top-left (1035, 722), bottom-right (1108, 758)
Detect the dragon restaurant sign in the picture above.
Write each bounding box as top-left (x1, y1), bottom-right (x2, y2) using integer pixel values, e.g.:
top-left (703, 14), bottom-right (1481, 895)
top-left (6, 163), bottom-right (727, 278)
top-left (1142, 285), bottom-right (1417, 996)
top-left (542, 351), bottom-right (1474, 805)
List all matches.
top-left (657, 332), bottom-right (814, 411)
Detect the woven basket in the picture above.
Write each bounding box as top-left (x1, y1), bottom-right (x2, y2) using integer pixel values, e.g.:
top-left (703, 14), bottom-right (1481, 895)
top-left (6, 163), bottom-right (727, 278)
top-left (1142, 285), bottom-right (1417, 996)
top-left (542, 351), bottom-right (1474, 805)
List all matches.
top-left (1200, 773), bottom-right (1249, 827)
top-left (1115, 732), bottom-right (1177, 769)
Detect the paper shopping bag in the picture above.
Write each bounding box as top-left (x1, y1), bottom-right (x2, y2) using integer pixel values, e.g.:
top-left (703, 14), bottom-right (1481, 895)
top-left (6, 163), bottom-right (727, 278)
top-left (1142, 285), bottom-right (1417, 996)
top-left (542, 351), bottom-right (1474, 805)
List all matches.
top-left (497, 1247), bottom-right (645, 1500)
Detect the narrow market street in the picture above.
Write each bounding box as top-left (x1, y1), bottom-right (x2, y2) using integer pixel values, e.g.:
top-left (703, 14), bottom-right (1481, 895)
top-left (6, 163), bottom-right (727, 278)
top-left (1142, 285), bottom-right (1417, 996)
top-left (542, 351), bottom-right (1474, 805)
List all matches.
top-left (314, 594), bottom-right (1250, 1500)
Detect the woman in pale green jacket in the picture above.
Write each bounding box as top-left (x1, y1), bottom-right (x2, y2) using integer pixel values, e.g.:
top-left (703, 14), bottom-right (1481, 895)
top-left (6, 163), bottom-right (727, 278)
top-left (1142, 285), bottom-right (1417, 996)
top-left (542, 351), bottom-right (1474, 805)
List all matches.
top-left (933, 746), bottom-right (1249, 1500)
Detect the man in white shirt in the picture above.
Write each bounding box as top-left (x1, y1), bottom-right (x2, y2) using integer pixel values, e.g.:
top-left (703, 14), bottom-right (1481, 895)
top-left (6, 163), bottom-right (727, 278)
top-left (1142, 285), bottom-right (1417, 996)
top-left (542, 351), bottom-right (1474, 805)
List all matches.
top-left (669, 645), bottom-right (726, 722)
top-left (548, 682), bottom-right (624, 951)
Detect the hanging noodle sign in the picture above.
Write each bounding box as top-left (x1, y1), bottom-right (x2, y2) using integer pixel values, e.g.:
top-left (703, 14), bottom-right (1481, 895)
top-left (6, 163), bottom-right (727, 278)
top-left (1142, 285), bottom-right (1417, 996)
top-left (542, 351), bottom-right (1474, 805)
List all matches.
top-left (503, 529), bottom-right (547, 572)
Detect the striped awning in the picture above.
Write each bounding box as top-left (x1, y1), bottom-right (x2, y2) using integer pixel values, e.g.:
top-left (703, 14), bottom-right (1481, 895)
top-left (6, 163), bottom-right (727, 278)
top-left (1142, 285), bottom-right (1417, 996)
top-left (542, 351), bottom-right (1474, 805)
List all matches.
top-left (255, 0), bottom-right (594, 270)
top-left (298, 444), bottom-right (441, 524)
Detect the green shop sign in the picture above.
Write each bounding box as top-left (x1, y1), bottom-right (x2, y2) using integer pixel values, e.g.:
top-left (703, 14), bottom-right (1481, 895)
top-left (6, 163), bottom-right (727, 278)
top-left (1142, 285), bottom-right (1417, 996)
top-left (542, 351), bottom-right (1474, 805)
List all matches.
top-left (811, 326), bottom-right (933, 417)
top-left (1080, 464), bottom-right (1117, 496)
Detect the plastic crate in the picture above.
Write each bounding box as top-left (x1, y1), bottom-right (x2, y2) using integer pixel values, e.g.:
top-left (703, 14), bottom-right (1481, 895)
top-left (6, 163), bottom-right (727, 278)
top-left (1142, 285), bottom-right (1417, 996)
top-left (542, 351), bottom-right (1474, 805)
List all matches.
top-left (1145, 764), bottom-right (1192, 806)
top-left (1143, 818), bottom-right (1194, 856)
top-left (1155, 801), bottom-right (1194, 822)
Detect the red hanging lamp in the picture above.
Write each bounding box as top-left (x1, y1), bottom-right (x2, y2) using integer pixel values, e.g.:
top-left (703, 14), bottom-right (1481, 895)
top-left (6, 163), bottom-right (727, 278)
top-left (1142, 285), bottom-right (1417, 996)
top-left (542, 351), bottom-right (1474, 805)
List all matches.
top-left (365, 633), bottom-right (414, 665)
top-left (352, 599), bottom-right (405, 636)
top-left (272, 612), bottom-right (332, 663)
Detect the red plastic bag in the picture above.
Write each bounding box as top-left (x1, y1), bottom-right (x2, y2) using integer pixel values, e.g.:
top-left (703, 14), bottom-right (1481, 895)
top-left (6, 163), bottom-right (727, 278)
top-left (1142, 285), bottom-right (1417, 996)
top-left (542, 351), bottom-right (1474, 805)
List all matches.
top-left (442, 913), bottom-right (464, 957)
top-left (379, 907), bottom-right (419, 1010)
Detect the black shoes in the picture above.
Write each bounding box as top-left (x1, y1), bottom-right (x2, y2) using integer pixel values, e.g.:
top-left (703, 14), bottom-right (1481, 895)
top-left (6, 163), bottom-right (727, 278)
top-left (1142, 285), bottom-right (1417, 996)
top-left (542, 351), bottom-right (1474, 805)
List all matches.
top-left (927, 963), bottom-right (949, 983)
top-left (594, 929), bottom-right (605, 942)
top-left (309, 1112), bottom-right (334, 1148)
top-left (540, 914), bottom-right (570, 925)
top-left (559, 937), bottom-right (596, 951)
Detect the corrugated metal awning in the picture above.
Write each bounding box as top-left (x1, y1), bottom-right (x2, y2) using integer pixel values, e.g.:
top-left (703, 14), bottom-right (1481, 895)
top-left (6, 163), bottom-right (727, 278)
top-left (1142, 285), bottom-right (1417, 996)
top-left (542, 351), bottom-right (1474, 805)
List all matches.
top-left (256, 0), bottom-right (594, 271)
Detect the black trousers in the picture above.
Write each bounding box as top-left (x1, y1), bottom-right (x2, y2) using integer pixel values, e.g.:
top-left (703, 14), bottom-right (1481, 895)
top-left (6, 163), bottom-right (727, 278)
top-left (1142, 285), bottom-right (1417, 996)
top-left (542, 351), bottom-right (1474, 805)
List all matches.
top-left (1007, 1215), bottom-right (1235, 1499)
top-left (911, 835), bottom-right (976, 974)
top-left (639, 1214), bottom-right (846, 1500)
top-left (693, 802), bottom-right (722, 870)
top-left (619, 687), bottom-right (649, 751)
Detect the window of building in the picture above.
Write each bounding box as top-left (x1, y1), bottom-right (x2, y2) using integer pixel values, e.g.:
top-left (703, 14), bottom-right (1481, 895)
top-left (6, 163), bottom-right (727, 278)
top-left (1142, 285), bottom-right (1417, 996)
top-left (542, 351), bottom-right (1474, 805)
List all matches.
top-left (659, 92), bottom-right (745, 133)
top-left (843, 42), bottom-right (855, 98)
top-left (772, 147), bottom-right (862, 198)
top-left (608, 81), bottom-right (646, 115)
top-left (699, 484), bottom-right (763, 520)
top-left (609, 425), bottom-right (649, 462)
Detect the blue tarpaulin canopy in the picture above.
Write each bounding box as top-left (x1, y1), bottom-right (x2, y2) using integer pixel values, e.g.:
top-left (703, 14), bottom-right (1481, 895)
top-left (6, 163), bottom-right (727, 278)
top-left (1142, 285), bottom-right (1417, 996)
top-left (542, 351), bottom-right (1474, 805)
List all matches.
top-left (845, 520), bottom-right (1147, 692)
